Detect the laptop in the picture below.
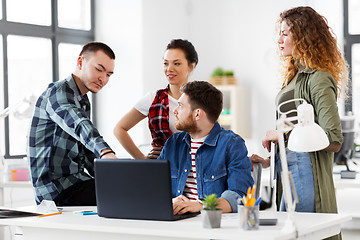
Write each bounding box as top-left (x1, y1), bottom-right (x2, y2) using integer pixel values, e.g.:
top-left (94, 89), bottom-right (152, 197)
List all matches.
top-left (94, 158), bottom-right (200, 221)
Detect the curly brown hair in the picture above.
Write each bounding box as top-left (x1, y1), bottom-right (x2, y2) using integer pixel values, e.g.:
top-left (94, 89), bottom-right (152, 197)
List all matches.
top-left (278, 6), bottom-right (348, 97)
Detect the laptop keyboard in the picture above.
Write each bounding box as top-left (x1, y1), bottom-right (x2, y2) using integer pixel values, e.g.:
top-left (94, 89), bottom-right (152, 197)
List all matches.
top-left (173, 211), bottom-right (201, 221)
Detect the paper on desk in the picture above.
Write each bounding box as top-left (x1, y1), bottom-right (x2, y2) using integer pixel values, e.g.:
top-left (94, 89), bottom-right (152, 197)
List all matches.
top-left (0, 200), bottom-right (60, 218)
top-left (36, 200), bottom-right (59, 214)
top-left (0, 209), bottom-right (40, 218)
top-left (17, 200), bottom-right (60, 215)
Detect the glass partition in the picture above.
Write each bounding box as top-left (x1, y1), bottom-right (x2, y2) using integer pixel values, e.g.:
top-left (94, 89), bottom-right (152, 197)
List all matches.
top-left (6, 0), bottom-right (51, 26)
top-left (58, 0), bottom-right (91, 30)
top-left (349, 0), bottom-right (360, 34)
top-left (7, 35), bottom-right (52, 156)
top-left (0, 0), bottom-right (94, 158)
top-left (58, 43), bottom-right (82, 81)
top-left (352, 44), bottom-right (360, 128)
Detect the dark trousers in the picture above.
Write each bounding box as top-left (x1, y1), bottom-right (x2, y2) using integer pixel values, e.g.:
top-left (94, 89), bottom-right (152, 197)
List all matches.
top-left (54, 179), bottom-right (96, 206)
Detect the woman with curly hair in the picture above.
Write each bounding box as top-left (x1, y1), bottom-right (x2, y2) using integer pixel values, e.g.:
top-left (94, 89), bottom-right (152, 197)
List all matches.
top-left (251, 6), bottom-right (348, 221)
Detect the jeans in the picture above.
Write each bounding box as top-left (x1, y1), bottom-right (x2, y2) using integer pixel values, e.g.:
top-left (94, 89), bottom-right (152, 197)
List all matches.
top-left (276, 148), bottom-right (315, 212)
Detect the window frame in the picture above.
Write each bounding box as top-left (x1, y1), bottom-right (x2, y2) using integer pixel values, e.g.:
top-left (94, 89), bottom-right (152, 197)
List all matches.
top-left (0, 0), bottom-right (95, 159)
top-left (344, 0), bottom-right (360, 112)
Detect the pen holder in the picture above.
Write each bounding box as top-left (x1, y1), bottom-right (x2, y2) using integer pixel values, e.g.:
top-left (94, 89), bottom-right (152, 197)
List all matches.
top-left (238, 205), bottom-right (259, 230)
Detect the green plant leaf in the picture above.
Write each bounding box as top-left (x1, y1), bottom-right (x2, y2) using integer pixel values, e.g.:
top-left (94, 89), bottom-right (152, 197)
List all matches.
top-left (224, 70), bottom-right (234, 76)
top-left (212, 67), bottom-right (225, 77)
top-left (202, 194), bottom-right (219, 210)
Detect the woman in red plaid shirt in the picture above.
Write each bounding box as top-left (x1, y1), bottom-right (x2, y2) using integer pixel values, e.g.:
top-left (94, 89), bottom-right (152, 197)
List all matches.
top-left (114, 39), bottom-right (198, 159)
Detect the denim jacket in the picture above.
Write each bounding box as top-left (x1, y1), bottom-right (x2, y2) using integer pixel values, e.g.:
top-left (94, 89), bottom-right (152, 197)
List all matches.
top-left (158, 122), bottom-right (254, 212)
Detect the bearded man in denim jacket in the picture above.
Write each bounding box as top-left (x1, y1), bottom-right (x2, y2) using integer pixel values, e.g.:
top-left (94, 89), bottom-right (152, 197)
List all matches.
top-left (158, 81), bottom-right (253, 215)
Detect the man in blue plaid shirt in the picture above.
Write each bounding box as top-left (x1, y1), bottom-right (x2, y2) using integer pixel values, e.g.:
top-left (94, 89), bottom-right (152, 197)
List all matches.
top-left (27, 42), bottom-right (117, 206)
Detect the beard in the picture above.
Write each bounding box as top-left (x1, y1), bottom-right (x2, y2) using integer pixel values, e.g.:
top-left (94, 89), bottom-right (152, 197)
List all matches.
top-left (175, 114), bottom-right (197, 133)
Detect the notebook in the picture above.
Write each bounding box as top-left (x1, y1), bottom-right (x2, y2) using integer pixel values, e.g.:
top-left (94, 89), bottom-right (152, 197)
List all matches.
top-left (94, 158), bottom-right (200, 221)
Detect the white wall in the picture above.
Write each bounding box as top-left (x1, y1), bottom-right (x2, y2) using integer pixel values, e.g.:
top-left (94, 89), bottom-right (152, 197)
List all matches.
top-left (95, 0), bottom-right (144, 157)
top-left (95, 0), bottom-right (344, 157)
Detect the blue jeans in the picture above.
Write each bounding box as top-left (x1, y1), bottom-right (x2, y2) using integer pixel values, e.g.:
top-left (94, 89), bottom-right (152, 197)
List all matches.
top-left (276, 148), bottom-right (315, 212)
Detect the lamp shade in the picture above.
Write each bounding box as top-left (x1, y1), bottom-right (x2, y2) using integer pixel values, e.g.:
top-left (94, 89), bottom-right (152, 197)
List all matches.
top-left (287, 102), bottom-right (329, 152)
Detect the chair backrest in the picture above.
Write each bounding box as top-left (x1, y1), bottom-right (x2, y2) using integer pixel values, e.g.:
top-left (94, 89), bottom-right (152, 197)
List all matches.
top-left (334, 115), bottom-right (356, 164)
top-left (251, 162), bottom-right (262, 199)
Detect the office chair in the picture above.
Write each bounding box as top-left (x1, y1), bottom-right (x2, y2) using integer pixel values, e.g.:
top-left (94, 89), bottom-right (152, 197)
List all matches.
top-left (251, 162), bottom-right (262, 199)
top-left (334, 114), bottom-right (356, 179)
top-left (259, 186), bottom-right (273, 210)
top-left (251, 162), bottom-right (275, 211)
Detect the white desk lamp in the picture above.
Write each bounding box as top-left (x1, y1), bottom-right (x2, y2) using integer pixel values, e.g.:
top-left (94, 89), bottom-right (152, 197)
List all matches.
top-left (276, 98), bottom-right (329, 235)
top-left (0, 95), bottom-right (36, 180)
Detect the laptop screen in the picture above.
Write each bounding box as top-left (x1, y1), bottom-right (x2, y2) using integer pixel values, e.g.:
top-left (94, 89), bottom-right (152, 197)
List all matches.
top-left (94, 159), bottom-right (175, 221)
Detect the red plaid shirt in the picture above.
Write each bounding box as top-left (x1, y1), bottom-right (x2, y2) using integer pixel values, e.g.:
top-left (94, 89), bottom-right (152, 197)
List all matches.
top-left (148, 86), bottom-right (173, 147)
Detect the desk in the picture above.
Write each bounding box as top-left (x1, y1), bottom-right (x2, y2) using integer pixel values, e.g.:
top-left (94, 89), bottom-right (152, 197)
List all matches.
top-left (333, 160), bottom-right (360, 233)
top-left (0, 207), bottom-right (351, 240)
top-left (333, 173), bottom-right (360, 189)
top-left (333, 160), bottom-right (360, 189)
top-left (0, 181), bottom-right (34, 239)
top-left (0, 181), bottom-right (33, 206)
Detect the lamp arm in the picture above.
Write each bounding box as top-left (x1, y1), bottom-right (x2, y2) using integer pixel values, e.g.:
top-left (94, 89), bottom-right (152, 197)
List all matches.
top-left (277, 130), bottom-right (296, 214)
top-left (277, 98), bottom-right (306, 115)
top-left (0, 95), bottom-right (36, 118)
top-left (0, 94), bottom-right (36, 174)
top-left (0, 101), bottom-right (22, 173)
top-left (277, 130), bottom-right (299, 238)
top-left (0, 101), bottom-right (23, 118)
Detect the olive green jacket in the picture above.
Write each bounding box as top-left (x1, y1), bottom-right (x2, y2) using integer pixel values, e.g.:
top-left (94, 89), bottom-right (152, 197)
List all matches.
top-left (291, 67), bottom-right (343, 240)
top-left (276, 67), bottom-right (343, 239)
top-left (294, 67), bottom-right (343, 215)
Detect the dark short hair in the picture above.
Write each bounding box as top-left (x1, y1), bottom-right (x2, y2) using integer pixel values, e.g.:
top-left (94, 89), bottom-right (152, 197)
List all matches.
top-left (166, 39), bottom-right (198, 66)
top-left (79, 41), bottom-right (115, 59)
top-left (180, 81), bottom-right (222, 123)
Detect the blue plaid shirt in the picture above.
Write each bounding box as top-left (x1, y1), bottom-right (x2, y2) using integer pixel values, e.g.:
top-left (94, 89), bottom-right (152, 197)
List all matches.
top-left (27, 75), bottom-right (111, 203)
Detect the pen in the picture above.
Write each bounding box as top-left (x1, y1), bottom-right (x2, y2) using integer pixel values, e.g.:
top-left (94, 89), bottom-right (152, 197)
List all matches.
top-left (245, 187), bottom-right (251, 206)
top-left (254, 197), bottom-right (262, 206)
top-left (246, 187), bottom-right (251, 199)
top-left (38, 212), bottom-right (62, 217)
top-left (78, 211), bottom-right (97, 215)
top-left (236, 196), bottom-right (244, 205)
top-left (73, 210), bottom-right (97, 215)
top-left (250, 186), bottom-right (256, 199)
top-left (247, 198), bottom-right (256, 206)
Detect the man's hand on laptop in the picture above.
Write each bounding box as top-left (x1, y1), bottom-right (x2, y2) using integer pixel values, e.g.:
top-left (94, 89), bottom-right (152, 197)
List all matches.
top-left (172, 195), bottom-right (202, 215)
top-left (145, 146), bottom-right (162, 159)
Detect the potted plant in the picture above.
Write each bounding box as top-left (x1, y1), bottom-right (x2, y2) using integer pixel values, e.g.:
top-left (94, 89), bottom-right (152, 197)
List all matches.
top-left (224, 70), bottom-right (234, 76)
top-left (212, 67), bottom-right (225, 77)
top-left (201, 194), bottom-right (222, 228)
top-left (209, 67), bottom-right (225, 85)
top-left (209, 67), bottom-right (237, 85)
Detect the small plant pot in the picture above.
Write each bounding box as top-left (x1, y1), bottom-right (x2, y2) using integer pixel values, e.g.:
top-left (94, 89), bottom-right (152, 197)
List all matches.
top-left (201, 209), bottom-right (222, 228)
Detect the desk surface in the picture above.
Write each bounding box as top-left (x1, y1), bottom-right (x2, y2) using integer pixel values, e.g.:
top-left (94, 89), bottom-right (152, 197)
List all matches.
top-left (0, 180), bottom-right (32, 188)
top-left (333, 159), bottom-right (360, 189)
top-left (0, 207), bottom-right (351, 240)
top-left (333, 159), bottom-right (360, 230)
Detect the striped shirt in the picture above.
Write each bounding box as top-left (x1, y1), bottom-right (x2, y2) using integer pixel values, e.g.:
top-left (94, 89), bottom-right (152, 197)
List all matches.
top-left (183, 136), bottom-right (206, 201)
top-left (27, 75), bottom-right (110, 204)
